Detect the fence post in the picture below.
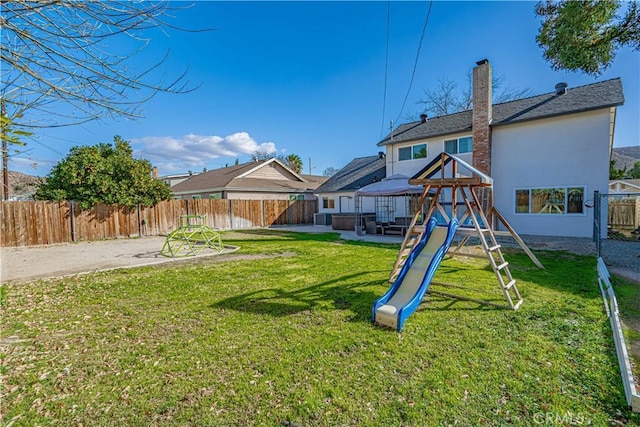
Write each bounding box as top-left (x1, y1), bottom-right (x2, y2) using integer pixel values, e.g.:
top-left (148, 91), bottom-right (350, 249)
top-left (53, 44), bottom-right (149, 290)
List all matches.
top-left (70, 200), bottom-right (76, 242)
top-left (262, 199), bottom-right (266, 227)
top-left (137, 204), bottom-right (142, 238)
top-left (229, 199), bottom-right (234, 229)
top-left (594, 191), bottom-right (601, 258)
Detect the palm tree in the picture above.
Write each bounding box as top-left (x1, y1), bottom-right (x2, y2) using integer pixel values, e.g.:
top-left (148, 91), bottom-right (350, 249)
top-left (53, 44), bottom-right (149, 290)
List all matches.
top-left (284, 154), bottom-right (303, 174)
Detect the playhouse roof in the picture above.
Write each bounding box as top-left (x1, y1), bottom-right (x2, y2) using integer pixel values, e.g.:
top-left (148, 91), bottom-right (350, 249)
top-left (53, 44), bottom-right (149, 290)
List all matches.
top-left (355, 174), bottom-right (424, 197)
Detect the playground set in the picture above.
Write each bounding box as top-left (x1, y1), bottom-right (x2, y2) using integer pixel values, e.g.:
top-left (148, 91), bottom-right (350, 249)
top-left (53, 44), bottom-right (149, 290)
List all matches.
top-left (372, 152), bottom-right (544, 331)
top-left (161, 215), bottom-right (226, 258)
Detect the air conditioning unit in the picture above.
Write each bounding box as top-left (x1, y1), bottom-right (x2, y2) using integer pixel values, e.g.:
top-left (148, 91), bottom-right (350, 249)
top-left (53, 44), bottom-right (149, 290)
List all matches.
top-left (314, 213), bottom-right (332, 226)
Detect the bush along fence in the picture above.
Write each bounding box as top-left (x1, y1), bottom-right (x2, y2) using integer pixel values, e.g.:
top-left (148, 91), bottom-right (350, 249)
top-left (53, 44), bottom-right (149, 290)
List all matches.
top-left (1, 199), bottom-right (316, 247)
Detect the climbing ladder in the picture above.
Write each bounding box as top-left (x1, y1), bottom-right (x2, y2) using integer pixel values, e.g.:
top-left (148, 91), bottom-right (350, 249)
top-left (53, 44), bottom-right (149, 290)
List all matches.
top-left (457, 185), bottom-right (522, 309)
top-left (387, 152), bottom-right (541, 310)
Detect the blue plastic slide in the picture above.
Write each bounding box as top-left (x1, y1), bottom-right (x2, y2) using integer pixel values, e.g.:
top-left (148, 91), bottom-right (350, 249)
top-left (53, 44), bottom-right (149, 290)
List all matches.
top-left (372, 217), bottom-right (459, 331)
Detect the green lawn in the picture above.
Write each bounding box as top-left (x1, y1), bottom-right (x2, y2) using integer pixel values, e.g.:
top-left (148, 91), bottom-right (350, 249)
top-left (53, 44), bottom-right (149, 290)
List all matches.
top-left (1, 230), bottom-right (638, 426)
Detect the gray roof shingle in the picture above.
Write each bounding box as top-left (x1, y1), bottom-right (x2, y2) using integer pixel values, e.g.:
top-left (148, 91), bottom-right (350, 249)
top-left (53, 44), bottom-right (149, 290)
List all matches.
top-left (378, 78), bottom-right (624, 146)
top-left (315, 155), bottom-right (386, 193)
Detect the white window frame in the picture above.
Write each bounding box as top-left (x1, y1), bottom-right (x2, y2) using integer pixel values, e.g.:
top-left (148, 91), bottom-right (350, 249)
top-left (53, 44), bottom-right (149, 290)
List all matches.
top-left (444, 136), bottom-right (473, 154)
top-left (514, 186), bottom-right (586, 216)
top-left (398, 143), bottom-right (427, 161)
top-left (322, 197), bottom-right (335, 209)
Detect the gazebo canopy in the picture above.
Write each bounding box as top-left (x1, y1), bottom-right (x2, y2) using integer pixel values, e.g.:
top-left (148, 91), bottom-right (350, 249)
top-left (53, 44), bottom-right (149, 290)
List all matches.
top-left (355, 174), bottom-right (424, 197)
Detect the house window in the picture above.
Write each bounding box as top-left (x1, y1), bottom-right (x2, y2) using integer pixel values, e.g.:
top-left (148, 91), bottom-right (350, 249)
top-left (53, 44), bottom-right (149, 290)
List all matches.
top-left (289, 194), bottom-right (304, 201)
top-left (444, 136), bottom-right (473, 154)
top-left (399, 143), bottom-right (427, 161)
top-left (209, 193), bottom-right (221, 199)
top-left (191, 195), bottom-right (202, 200)
top-left (322, 197), bottom-right (335, 209)
top-left (515, 186), bottom-right (585, 215)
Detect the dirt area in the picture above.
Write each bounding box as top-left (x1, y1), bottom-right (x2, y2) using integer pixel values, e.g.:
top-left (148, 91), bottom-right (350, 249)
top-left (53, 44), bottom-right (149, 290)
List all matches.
top-left (0, 236), bottom-right (242, 284)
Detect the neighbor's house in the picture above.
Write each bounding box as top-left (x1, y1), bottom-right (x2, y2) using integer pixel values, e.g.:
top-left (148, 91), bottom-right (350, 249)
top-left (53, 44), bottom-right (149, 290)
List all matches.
top-left (170, 158), bottom-right (327, 201)
top-left (377, 59), bottom-right (624, 238)
top-left (609, 179), bottom-right (640, 197)
top-left (315, 154), bottom-right (386, 220)
top-left (159, 171), bottom-right (200, 188)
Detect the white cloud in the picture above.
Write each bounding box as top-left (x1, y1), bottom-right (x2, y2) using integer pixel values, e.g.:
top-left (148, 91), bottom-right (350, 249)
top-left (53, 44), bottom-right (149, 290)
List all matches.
top-left (132, 132), bottom-right (277, 174)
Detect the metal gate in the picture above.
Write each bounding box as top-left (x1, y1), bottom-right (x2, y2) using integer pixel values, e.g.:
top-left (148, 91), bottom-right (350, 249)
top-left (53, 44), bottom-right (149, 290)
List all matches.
top-left (593, 190), bottom-right (640, 263)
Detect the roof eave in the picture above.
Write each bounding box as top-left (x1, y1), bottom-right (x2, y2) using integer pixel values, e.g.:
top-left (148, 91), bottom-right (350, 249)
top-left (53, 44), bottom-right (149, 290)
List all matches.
top-left (493, 104), bottom-right (623, 128)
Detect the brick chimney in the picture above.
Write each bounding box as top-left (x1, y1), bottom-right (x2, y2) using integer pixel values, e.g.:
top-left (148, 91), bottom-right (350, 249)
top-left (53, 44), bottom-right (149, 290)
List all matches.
top-left (472, 59), bottom-right (492, 176)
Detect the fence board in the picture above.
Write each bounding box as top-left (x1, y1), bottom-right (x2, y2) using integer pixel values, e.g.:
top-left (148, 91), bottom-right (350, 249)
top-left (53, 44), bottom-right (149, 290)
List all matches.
top-left (609, 199), bottom-right (640, 229)
top-left (1, 198), bottom-right (315, 247)
top-left (232, 200), bottom-right (263, 229)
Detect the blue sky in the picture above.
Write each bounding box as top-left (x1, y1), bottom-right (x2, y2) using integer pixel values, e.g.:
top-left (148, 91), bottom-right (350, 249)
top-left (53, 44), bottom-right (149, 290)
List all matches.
top-left (11, 1), bottom-right (639, 177)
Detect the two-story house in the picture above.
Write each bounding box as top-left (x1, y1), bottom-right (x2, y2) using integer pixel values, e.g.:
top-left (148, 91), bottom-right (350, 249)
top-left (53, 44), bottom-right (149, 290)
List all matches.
top-left (377, 59), bottom-right (624, 237)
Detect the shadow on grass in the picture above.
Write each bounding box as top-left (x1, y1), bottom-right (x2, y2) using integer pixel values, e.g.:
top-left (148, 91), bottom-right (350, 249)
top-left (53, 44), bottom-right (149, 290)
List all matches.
top-left (209, 271), bottom-right (385, 323)
top-left (439, 248), bottom-right (602, 299)
top-left (221, 229), bottom-right (400, 250)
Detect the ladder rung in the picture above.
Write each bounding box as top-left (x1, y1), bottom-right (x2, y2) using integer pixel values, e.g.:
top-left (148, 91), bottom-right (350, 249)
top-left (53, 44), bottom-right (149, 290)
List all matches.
top-left (503, 279), bottom-right (516, 290)
top-left (512, 299), bottom-right (524, 310)
top-left (413, 225), bottom-right (425, 233)
top-left (488, 244), bottom-right (501, 251)
top-left (496, 262), bottom-right (509, 271)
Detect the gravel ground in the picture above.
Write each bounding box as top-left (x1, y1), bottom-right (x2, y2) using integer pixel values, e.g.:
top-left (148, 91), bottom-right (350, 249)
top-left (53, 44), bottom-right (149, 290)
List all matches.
top-left (496, 234), bottom-right (639, 283)
top-left (509, 234), bottom-right (639, 271)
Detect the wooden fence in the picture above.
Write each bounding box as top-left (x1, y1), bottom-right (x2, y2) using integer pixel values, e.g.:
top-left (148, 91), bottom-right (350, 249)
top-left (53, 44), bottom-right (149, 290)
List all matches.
top-left (608, 197), bottom-right (640, 231)
top-left (1, 199), bottom-right (316, 247)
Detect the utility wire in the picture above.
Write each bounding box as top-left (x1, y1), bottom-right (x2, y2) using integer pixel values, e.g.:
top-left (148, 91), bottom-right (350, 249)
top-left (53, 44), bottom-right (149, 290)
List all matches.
top-left (379, 0), bottom-right (391, 140)
top-left (393, 0), bottom-right (433, 126)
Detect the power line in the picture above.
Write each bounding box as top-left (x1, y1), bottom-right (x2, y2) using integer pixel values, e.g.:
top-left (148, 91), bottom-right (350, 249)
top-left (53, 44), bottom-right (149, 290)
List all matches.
top-left (393, 0), bottom-right (433, 126)
top-left (379, 0), bottom-right (391, 140)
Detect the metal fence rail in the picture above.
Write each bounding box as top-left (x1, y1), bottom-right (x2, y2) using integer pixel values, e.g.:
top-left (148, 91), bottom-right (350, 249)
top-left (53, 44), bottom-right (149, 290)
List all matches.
top-left (593, 191), bottom-right (640, 260)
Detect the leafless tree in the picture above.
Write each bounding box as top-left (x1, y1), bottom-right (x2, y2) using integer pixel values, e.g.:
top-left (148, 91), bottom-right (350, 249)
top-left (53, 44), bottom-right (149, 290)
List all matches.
top-left (1, 1), bottom-right (205, 130)
top-left (416, 71), bottom-right (532, 118)
top-left (1, 1), bottom-right (208, 199)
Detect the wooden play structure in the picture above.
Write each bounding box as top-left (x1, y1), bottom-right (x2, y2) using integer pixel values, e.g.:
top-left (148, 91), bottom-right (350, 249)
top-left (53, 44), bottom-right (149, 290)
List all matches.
top-left (389, 152), bottom-right (544, 310)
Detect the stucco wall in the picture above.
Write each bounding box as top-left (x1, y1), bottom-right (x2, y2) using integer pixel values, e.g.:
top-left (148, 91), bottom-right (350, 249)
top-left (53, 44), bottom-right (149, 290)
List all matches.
top-left (316, 191), bottom-right (376, 214)
top-left (381, 109), bottom-right (612, 237)
top-left (384, 132), bottom-right (473, 178)
top-left (492, 109), bottom-right (611, 237)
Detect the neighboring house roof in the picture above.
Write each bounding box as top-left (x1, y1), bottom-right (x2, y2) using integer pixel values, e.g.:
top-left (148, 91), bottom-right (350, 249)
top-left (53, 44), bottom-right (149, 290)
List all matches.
top-left (300, 174), bottom-right (330, 186)
top-left (315, 155), bottom-right (386, 193)
top-left (170, 158), bottom-right (322, 194)
top-left (378, 78), bottom-right (624, 146)
top-left (609, 179), bottom-right (640, 193)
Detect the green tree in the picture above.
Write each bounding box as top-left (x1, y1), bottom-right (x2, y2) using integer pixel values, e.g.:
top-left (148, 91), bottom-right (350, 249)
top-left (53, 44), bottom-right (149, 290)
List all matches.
top-left (284, 154), bottom-right (303, 174)
top-left (610, 159), bottom-right (628, 179)
top-left (249, 150), bottom-right (304, 174)
top-left (630, 161), bottom-right (640, 179)
top-left (34, 136), bottom-right (172, 209)
top-left (536, 0), bottom-right (640, 75)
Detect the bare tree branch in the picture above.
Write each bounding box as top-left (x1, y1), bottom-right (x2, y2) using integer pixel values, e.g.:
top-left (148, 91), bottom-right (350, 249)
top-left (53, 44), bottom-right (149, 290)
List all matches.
top-left (1, 1), bottom-right (210, 130)
top-left (416, 71), bottom-right (532, 119)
